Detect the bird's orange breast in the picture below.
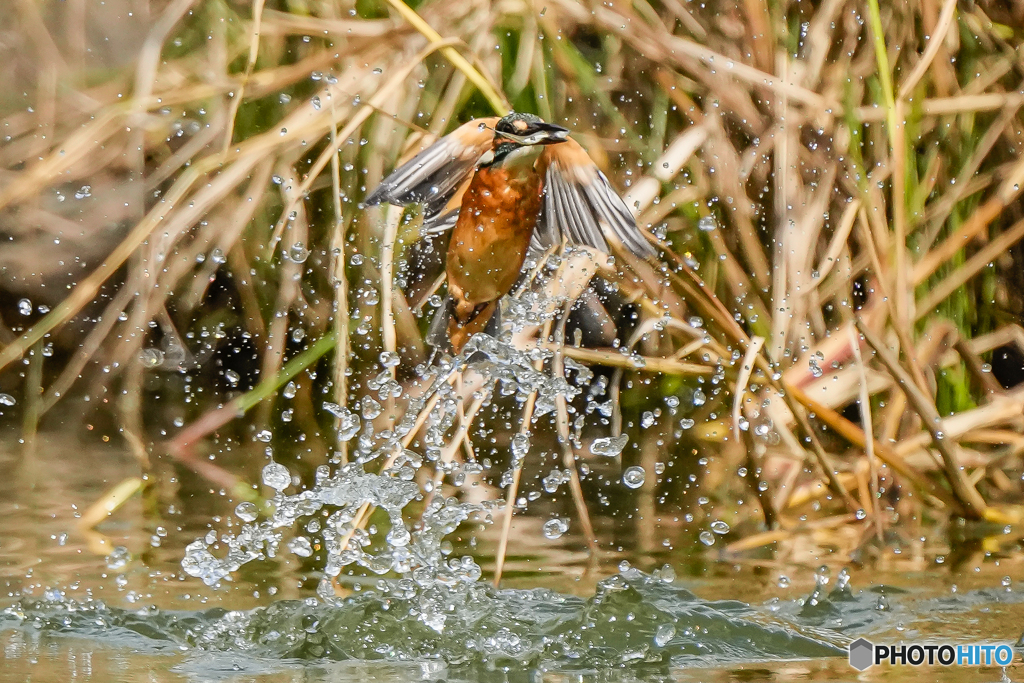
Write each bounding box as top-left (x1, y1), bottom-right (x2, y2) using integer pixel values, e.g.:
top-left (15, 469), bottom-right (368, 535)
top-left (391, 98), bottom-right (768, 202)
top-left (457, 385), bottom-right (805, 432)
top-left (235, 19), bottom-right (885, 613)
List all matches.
top-left (446, 166), bottom-right (543, 309)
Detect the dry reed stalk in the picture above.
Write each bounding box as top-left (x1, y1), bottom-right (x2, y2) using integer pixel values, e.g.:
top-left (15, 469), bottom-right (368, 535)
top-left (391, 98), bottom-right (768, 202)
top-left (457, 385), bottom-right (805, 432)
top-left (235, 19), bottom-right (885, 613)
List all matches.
top-left (916, 216), bottom-right (1024, 317)
top-left (180, 161), bottom-right (275, 313)
top-left (0, 32), bottom-right (462, 386)
top-left (856, 319), bottom-right (989, 518)
top-left (953, 338), bottom-right (1004, 397)
top-left (540, 345), bottom-right (711, 376)
top-left (914, 155), bottom-right (1024, 285)
top-left (259, 11), bottom-right (398, 39)
top-left (893, 393), bottom-right (1024, 457)
top-left (492, 322), bottom-right (551, 586)
top-left (222, 0), bottom-right (267, 154)
top-left (380, 205), bottom-right (404, 368)
top-left (0, 143), bottom-right (264, 370)
top-left (255, 167), bottom-right (308, 427)
top-left (733, 336), bottom-right (778, 526)
top-left (848, 326), bottom-right (884, 537)
top-left (328, 97), bottom-right (351, 464)
top-left (383, 0), bottom-right (507, 115)
top-left (553, 308), bottom-right (599, 556)
top-left (724, 513), bottom-right (860, 554)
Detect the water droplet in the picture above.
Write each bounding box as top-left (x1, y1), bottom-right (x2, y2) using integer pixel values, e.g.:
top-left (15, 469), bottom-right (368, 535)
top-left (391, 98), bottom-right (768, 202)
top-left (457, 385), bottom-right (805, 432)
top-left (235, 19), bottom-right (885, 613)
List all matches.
top-left (622, 466), bottom-right (646, 488)
top-left (590, 434), bottom-right (628, 457)
top-left (0, 394), bottom-right (15, 406)
top-left (542, 518), bottom-right (569, 539)
top-left (256, 429), bottom-right (273, 442)
top-left (511, 433), bottom-right (530, 463)
top-left (386, 525), bottom-right (411, 547)
top-left (235, 501), bottom-right (258, 522)
top-left (698, 215), bottom-right (717, 231)
top-left (324, 402), bottom-right (360, 440)
top-left (138, 348), bottom-right (164, 367)
top-left (654, 623), bottom-right (676, 647)
top-left (224, 370), bottom-right (240, 386)
top-left (105, 546), bottom-right (130, 570)
top-left (288, 242), bottom-right (310, 263)
top-left (287, 536), bottom-right (313, 557)
top-left (710, 520), bottom-right (730, 534)
top-left (262, 462), bottom-right (291, 491)
top-left (17, 299), bottom-right (32, 316)
top-left (699, 531), bottom-right (715, 546)
top-left (361, 397), bottom-right (382, 419)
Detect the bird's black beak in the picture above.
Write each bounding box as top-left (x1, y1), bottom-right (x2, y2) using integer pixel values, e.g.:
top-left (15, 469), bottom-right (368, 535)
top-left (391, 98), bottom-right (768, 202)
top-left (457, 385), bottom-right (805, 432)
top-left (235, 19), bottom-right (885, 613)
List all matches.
top-left (497, 122), bottom-right (570, 146)
top-left (529, 122), bottom-right (570, 145)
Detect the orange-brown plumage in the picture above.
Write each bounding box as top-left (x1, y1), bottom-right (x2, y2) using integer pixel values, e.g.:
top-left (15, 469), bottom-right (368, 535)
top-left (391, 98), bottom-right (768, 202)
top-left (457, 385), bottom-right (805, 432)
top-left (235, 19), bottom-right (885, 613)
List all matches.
top-left (446, 164), bottom-right (544, 351)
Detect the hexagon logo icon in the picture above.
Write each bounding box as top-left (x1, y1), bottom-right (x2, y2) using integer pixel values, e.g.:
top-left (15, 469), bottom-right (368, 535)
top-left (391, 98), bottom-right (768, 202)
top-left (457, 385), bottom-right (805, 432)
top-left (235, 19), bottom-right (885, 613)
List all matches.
top-left (849, 638), bottom-right (874, 671)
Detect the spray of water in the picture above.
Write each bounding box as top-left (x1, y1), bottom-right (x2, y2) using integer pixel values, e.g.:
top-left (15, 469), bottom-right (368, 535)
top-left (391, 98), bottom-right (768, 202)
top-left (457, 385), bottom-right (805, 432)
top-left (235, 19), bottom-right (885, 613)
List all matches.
top-left (182, 325), bottom-right (589, 619)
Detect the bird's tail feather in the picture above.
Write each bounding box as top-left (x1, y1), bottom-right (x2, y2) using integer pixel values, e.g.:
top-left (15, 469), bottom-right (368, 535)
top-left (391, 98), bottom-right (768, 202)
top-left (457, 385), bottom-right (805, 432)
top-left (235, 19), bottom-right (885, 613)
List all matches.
top-left (426, 297), bottom-right (502, 356)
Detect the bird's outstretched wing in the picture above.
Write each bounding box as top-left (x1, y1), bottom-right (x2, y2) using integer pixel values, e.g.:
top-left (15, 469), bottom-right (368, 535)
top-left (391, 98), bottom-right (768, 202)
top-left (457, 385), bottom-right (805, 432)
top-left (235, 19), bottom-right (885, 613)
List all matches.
top-left (538, 138), bottom-right (656, 258)
top-left (364, 117), bottom-right (499, 234)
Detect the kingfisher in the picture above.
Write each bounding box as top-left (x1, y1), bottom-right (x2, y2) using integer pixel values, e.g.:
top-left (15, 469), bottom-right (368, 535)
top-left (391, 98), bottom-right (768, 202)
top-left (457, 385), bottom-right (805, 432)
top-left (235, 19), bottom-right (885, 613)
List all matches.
top-left (365, 112), bottom-right (655, 353)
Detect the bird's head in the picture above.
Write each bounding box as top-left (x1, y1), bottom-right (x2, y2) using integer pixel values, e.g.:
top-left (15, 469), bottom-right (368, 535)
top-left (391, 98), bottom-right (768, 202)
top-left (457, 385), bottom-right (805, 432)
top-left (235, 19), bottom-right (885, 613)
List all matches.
top-left (482, 113), bottom-right (569, 166)
top-left (494, 112), bottom-right (570, 146)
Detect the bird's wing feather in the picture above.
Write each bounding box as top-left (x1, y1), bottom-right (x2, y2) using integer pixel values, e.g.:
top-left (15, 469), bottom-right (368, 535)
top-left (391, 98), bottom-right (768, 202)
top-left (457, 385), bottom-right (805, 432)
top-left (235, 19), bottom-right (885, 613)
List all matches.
top-left (364, 117), bottom-right (498, 210)
top-left (421, 173), bottom-right (473, 235)
top-left (540, 138), bottom-right (656, 258)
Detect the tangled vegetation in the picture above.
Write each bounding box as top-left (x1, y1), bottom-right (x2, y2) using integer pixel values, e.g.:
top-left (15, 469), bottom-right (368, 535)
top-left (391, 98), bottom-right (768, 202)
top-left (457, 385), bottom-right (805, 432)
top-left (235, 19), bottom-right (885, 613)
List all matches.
top-left (1, 0), bottom-right (1024, 576)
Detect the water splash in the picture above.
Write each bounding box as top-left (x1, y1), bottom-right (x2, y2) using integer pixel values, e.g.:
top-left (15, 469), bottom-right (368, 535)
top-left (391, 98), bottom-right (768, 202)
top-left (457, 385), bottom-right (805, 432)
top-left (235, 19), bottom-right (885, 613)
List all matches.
top-left (2, 569), bottom-right (843, 673)
top-left (170, 325), bottom-right (829, 672)
top-left (182, 332), bottom-right (580, 604)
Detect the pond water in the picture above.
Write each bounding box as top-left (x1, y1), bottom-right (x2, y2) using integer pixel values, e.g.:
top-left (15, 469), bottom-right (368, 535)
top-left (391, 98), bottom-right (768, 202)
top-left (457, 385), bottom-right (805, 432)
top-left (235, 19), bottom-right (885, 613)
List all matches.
top-left (2, 433), bottom-right (1023, 683)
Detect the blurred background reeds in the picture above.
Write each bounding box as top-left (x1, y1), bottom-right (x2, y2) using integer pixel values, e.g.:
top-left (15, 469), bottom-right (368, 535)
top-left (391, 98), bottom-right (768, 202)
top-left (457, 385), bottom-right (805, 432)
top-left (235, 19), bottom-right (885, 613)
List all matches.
top-left (2, 0), bottom-right (1024, 574)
